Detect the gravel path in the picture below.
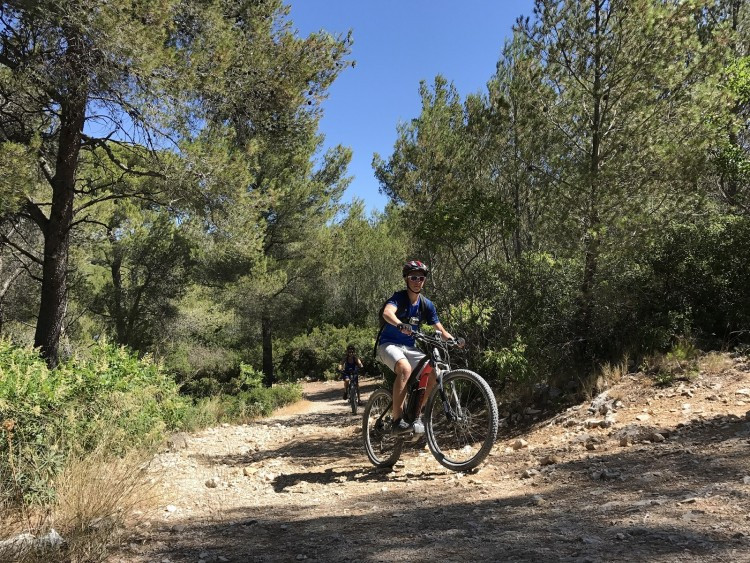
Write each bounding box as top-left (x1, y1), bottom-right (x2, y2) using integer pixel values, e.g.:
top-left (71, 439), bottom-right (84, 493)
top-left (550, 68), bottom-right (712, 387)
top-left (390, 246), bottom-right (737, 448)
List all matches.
top-left (111, 361), bottom-right (750, 563)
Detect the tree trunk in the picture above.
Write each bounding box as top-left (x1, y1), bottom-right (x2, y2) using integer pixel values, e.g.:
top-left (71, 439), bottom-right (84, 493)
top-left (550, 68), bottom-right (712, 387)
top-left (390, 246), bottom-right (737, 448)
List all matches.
top-left (574, 0), bottom-right (604, 368)
top-left (262, 311), bottom-right (274, 387)
top-left (33, 36), bottom-right (87, 367)
top-left (0, 261), bottom-right (22, 335)
top-left (105, 228), bottom-right (128, 344)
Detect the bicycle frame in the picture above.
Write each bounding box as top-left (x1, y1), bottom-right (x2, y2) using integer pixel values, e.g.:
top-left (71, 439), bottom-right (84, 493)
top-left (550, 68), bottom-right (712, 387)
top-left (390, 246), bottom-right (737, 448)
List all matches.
top-left (349, 372), bottom-right (360, 395)
top-left (375, 330), bottom-right (461, 430)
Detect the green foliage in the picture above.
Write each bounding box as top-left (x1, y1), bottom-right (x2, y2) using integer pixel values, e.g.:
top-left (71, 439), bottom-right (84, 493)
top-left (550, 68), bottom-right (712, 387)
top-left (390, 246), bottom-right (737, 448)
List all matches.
top-left (0, 338), bottom-right (303, 505)
top-left (642, 338), bottom-right (701, 387)
top-left (239, 363), bottom-right (265, 389)
top-left (727, 56), bottom-right (750, 104)
top-left (276, 324), bottom-right (380, 381)
top-left (0, 339), bottom-right (190, 504)
top-left (639, 214), bottom-right (750, 347)
top-left (479, 336), bottom-right (531, 387)
top-left (179, 383), bottom-right (302, 431)
top-left (446, 300), bottom-right (494, 333)
top-left (0, 141), bottom-right (37, 216)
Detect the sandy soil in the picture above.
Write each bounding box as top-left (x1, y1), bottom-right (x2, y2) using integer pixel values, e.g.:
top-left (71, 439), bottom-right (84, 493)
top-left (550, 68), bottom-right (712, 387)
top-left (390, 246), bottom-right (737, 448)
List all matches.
top-left (109, 357), bottom-right (750, 563)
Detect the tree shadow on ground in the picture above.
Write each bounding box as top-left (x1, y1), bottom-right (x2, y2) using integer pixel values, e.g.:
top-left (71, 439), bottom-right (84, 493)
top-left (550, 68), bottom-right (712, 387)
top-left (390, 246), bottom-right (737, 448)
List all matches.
top-left (145, 412), bottom-right (750, 561)
top-left (299, 377), bottom-right (385, 403)
top-left (124, 446), bottom-right (749, 562)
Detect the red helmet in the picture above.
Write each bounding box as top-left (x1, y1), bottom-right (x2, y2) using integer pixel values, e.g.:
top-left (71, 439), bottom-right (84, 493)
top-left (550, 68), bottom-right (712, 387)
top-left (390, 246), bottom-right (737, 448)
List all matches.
top-left (402, 260), bottom-right (429, 277)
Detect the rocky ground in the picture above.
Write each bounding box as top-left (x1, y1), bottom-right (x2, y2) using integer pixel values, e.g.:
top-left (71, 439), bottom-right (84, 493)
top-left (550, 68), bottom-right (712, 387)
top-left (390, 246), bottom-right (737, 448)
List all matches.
top-left (110, 354), bottom-right (750, 563)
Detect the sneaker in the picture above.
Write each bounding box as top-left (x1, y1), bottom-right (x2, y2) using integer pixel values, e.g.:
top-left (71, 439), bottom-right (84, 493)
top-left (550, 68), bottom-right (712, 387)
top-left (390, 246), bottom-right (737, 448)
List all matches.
top-left (412, 417), bottom-right (425, 435)
top-left (390, 418), bottom-right (412, 435)
top-left (357, 400), bottom-right (365, 406)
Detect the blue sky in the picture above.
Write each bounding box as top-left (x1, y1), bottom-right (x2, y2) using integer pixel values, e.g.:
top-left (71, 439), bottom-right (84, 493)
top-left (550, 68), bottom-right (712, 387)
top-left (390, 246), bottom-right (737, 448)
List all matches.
top-left (288, 0), bottom-right (534, 213)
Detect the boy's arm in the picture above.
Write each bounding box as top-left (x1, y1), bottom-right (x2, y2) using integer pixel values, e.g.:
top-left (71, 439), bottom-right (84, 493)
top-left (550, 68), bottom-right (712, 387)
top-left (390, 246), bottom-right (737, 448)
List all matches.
top-left (433, 321), bottom-right (453, 341)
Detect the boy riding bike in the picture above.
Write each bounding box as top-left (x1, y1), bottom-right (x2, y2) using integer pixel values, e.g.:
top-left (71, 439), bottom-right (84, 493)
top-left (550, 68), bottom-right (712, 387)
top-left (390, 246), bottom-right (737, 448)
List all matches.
top-left (339, 344), bottom-right (363, 405)
top-left (375, 260), bottom-right (459, 435)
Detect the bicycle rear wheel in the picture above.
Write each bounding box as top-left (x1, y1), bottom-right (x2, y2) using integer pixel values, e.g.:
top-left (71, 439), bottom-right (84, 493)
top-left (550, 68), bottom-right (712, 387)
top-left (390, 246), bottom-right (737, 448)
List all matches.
top-left (425, 369), bottom-right (498, 472)
top-left (362, 388), bottom-right (402, 468)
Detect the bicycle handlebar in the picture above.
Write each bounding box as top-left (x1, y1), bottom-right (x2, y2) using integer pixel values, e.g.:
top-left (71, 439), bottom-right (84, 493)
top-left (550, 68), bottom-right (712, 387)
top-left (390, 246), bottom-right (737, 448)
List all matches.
top-left (410, 329), bottom-right (465, 349)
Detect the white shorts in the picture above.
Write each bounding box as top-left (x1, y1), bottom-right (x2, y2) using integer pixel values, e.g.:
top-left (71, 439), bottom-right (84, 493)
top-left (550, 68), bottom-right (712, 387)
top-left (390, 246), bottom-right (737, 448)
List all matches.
top-left (377, 343), bottom-right (426, 373)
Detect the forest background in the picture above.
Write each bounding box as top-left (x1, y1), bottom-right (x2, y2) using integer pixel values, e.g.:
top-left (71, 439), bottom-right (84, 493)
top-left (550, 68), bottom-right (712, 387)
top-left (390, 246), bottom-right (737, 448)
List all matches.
top-left (1, 0), bottom-right (750, 526)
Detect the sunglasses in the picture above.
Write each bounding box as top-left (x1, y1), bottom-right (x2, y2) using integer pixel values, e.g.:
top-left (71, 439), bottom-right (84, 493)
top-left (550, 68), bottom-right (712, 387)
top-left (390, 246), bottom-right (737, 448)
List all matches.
top-left (407, 275), bottom-right (426, 282)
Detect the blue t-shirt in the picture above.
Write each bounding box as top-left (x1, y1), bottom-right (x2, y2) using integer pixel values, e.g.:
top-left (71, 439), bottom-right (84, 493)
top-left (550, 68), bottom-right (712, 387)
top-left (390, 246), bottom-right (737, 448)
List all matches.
top-left (379, 290), bottom-right (439, 348)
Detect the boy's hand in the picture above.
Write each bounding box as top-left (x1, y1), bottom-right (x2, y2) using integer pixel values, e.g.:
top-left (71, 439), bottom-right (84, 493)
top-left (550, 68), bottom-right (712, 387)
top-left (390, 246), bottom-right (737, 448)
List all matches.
top-left (397, 323), bottom-right (412, 335)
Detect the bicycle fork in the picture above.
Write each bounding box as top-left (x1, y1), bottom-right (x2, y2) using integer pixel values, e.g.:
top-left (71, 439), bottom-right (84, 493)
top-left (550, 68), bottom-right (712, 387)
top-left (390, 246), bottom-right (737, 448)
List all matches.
top-left (437, 369), bottom-right (464, 422)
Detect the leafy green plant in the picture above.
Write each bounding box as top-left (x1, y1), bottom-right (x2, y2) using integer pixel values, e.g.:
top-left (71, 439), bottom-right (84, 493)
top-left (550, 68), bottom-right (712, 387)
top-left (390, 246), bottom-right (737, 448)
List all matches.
top-left (479, 336), bottom-right (530, 387)
top-left (0, 339), bottom-right (189, 504)
top-left (179, 384), bottom-right (302, 430)
top-left (275, 324), bottom-right (379, 381)
top-left (642, 337), bottom-right (700, 387)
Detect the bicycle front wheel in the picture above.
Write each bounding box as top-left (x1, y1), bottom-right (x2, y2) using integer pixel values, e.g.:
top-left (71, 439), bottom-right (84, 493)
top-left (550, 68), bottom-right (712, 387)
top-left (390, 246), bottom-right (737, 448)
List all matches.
top-left (362, 388), bottom-right (402, 468)
top-left (349, 382), bottom-right (358, 415)
top-left (425, 369), bottom-right (498, 472)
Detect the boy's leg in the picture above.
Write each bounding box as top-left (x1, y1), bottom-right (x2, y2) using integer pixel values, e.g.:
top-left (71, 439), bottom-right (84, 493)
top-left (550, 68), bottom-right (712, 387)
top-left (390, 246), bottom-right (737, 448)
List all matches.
top-left (391, 359), bottom-right (411, 420)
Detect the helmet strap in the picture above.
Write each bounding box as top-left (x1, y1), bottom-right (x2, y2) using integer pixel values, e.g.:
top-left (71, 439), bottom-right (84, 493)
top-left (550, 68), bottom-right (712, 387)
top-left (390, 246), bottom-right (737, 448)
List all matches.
top-left (406, 285), bottom-right (422, 296)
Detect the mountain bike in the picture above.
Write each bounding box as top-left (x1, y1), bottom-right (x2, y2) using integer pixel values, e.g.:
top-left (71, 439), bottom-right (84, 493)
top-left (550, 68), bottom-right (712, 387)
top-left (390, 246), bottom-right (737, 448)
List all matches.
top-left (363, 330), bottom-right (499, 472)
top-left (340, 369), bottom-right (362, 415)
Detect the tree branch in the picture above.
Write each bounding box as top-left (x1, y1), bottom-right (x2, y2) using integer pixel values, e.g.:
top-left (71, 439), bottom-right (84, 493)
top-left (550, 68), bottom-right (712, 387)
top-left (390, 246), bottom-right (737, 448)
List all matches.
top-left (81, 133), bottom-right (166, 179)
top-left (0, 234), bottom-right (43, 265)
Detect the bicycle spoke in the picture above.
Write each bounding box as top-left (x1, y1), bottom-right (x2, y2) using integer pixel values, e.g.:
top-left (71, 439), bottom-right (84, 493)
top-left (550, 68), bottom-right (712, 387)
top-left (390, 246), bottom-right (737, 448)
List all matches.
top-left (363, 389), bottom-right (402, 467)
top-left (426, 370), bottom-right (498, 471)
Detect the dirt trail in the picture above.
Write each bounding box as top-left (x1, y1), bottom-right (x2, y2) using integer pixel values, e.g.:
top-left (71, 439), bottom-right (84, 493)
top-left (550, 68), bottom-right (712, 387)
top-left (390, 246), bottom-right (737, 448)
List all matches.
top-left (112, 359), bottom-right (750, 563)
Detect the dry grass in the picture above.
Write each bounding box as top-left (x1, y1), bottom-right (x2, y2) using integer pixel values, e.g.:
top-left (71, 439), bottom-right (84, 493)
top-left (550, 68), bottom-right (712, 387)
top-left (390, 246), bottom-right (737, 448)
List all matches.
top-left (597, 356), bottom-right (630, 389)
top-left (698, 351), bottom-right (734, 377)
top-left (576, 356), bottom-right (630, 400)
top-left (0, 447), bottom-right (160, 563)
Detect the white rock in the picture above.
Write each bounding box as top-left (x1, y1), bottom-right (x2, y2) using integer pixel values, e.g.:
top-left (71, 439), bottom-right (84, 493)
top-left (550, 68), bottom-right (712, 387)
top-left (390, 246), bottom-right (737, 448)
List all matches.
top-left (0, 529), bottom-right (64, 553)
top-left (512, 439), bottom-right (528, 450)
top-left (531, 494), bottom-right (545, 505)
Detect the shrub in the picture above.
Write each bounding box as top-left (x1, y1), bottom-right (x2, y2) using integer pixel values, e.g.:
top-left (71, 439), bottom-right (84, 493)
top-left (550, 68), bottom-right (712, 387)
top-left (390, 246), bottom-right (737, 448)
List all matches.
top-left (180, 383), bottom-right (303, 430)
top-left (0, 339), bottom-right (188, 504)
top-left (479, 336), bottom-right (531, 390)
top-left (275, 324), bottom-right (381, 381)
top-left (641, 337), bottom-right (700, 386)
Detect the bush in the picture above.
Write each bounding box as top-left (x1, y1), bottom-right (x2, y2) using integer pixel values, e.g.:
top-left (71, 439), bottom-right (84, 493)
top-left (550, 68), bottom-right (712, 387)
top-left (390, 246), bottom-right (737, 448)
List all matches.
top-left (180, 383), bottom-right (302, 430)
top-left (0, 339), bottom-right (189, 504)
top-left (275, 324), bottom-right (381, 381)
top-left (479, 336), bottom-right (531, 389)
top-left (641, 337), bottom-right (701, 386)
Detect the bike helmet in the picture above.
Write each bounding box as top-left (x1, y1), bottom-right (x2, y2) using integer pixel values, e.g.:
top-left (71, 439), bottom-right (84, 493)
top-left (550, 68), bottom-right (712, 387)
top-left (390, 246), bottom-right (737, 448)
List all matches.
top-left (346, 344), bottom-right (355, 353)
top-left (402, 260), bottom-right (429, 277)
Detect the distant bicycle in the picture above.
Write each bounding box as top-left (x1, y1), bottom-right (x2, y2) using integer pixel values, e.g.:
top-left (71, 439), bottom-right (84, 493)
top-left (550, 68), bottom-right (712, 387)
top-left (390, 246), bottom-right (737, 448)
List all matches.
top-left (363, 330), bottom-right (498, 472)
top-left (340, 368), bottom-right (362, 415)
